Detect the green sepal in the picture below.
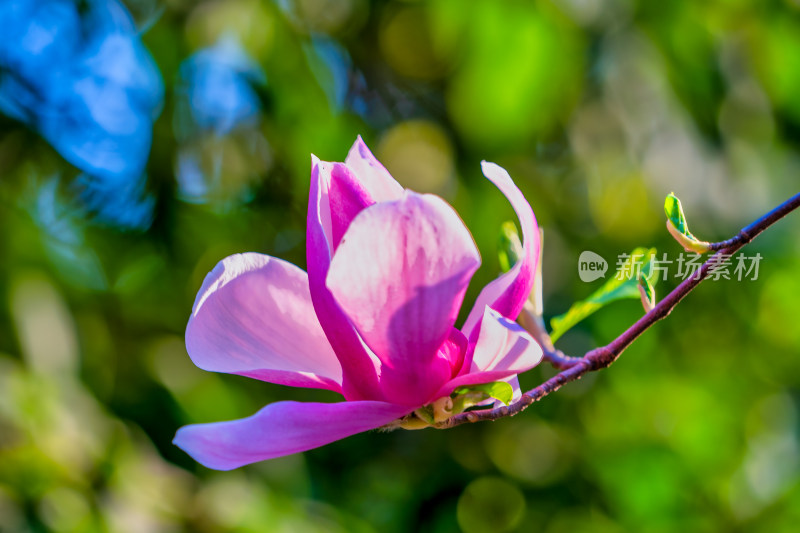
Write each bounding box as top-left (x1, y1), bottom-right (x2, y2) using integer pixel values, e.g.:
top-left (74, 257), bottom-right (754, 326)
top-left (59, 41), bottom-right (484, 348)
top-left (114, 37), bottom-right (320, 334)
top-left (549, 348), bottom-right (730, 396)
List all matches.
top-left (413, 405), bottom-right (435, 425)
top-left (550, 247), bottom-right (658, 342)
top-left (638, 272), bottom-right (656, 312)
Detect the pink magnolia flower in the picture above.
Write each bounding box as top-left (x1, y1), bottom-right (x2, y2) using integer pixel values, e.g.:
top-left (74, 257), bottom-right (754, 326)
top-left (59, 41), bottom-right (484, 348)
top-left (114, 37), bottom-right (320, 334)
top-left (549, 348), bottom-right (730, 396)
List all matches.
top-left (174, 137), bottom-right (543, 470)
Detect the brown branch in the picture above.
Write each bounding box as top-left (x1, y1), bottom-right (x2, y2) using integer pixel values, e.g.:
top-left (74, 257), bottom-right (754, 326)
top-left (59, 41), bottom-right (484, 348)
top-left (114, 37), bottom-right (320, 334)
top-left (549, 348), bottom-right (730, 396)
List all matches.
top-left (437, 191), bottom-right (800, 429)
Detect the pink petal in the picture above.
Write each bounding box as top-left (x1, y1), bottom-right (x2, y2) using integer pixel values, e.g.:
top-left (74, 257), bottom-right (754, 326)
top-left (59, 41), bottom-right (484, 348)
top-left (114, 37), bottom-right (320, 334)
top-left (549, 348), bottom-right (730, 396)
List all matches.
top-left (308, 156), bottom-right (334, 253)
top-left (441, 327), bottom-right (469, 379)
top-left (436, 307), bottom-right (543, 396)
top-left (327, 192), bottom-right (481, 406)
top-left (174, 400), bottom-right (413, 470)
top-left (312, 158), bottom-right (376, 251)
top-left (461, 162), bottom-right (540, 340)
top-left (307, 158), bottom-right (383, 401)
top-left (344, 136), bottom-right (404, 203)
top-left (469, 307), bottom-right (544, 373)
top-left (186, 253), bottom-right (343, 392)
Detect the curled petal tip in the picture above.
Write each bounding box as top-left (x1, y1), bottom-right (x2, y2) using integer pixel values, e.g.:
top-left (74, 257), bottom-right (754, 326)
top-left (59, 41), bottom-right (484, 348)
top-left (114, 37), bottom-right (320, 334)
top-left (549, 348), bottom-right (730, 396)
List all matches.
top-left (461, 164), bottom-right (539, 340)
top-left (348, 136), bottom-right (369, 157)
top-left (480, 161), bottom-right (512, 182)
top-left (344, 136), bottom-right (404, 203)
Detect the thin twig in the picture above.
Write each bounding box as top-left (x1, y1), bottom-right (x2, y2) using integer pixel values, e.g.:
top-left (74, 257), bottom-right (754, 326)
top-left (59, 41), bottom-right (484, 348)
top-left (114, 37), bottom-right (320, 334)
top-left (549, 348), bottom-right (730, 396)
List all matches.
top-left (518, 303), bottom-right (582, 369)
top-left (437, 191), bottom-right (800, 428)
top-left (541, 347), bottom-right (583, 370)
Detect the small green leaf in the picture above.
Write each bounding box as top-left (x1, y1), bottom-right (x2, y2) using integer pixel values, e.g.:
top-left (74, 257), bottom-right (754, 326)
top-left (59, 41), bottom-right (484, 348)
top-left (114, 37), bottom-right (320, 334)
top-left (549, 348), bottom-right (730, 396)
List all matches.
top-left (664, 193), bottom-right (689, 235)
top-left (498, 221), bottom-right (523, 273)
top-left (550, 247), bottom-right (657, 342)
top-left (454, 381), bottom-right (514, 406)
top-left (638, 272), bottom-right (656, 312)
top-left (664, 193), bottom-right (710, 253)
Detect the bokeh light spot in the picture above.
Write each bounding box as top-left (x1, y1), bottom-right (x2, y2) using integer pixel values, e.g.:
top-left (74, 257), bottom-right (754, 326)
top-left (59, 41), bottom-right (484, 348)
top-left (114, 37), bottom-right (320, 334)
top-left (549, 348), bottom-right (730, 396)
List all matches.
top-left (379, 4), bottom-right (451, 80)
top-left (456, 476), bottom-right (525, 533)
top-left (377, 120), bottom-right (454, 193)
top-left (185, 0), bottom-right (275, 57)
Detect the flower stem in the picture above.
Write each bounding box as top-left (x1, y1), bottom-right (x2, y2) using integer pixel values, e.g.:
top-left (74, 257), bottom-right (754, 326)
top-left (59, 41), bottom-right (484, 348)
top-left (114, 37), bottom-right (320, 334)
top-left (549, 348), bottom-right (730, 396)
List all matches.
top-left (437, 191), bottom-right (800, 428)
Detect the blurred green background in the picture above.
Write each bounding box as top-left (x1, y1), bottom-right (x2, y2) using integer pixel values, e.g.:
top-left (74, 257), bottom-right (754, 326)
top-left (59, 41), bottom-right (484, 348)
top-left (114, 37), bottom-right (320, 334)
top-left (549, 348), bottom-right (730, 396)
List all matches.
top-left (2, 0), bottom-right (800, 531)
